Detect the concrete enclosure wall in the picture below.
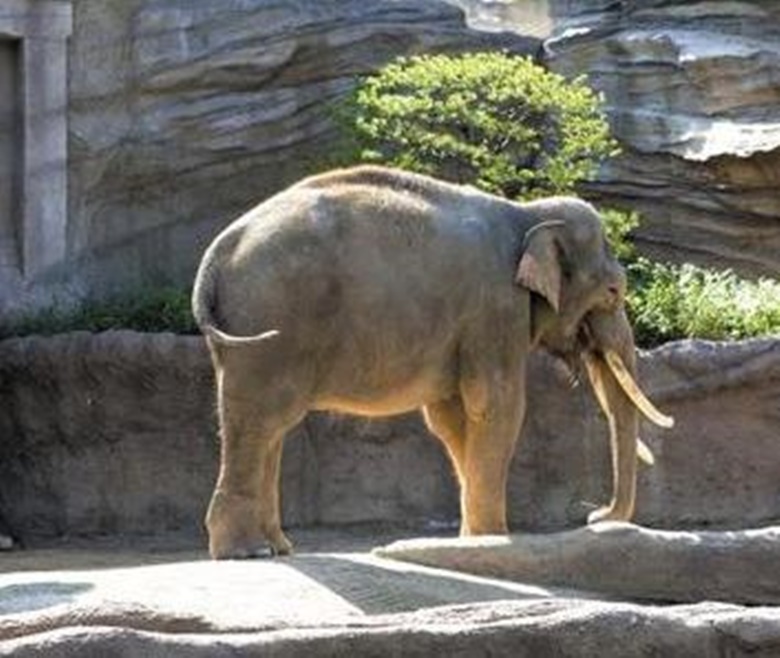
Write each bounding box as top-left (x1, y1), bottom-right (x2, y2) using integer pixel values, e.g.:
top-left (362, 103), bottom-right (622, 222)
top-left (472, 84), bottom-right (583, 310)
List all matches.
top-left (0, 0), bottom-right (71, 314)
top-left (0, 332), bottom-right (778, 543)
top-left (0, 39), bottom-right (19, 279)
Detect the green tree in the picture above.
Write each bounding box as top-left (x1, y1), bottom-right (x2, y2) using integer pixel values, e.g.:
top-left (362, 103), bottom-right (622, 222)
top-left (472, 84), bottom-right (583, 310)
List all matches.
top-left (343, 51), bottom-right (619, 200)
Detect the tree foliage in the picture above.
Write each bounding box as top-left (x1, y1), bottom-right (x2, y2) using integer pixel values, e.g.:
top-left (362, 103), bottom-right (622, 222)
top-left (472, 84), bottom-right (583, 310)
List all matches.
top-left (344, 52), bottom-right (619, 200)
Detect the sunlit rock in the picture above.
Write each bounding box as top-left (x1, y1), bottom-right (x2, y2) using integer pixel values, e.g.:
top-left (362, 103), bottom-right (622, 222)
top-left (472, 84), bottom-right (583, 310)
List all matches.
top-left (545, 0), bottom-right (780, 277)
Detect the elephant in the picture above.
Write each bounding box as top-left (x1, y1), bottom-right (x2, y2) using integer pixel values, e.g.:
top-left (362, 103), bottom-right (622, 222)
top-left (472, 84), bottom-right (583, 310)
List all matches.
top-left (192, 165), bottom-right (673, 559)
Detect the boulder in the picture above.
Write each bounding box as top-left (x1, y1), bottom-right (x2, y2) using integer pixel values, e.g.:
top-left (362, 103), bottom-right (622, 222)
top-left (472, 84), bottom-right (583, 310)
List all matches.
top-left (0, 332), bottom-right (779, 542)
top-left (545, 0), bottom-right (780, 277)
top-left (377, 523), bottom-right (780, 605)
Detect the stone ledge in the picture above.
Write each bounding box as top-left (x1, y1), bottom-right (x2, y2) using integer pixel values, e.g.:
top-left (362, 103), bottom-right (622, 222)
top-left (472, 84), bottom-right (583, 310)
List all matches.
top-left (377, 523), bottom-right (780, 605)
top-left (0, 530), bottom-right (779, 656)
top-left (1, 332), bottom-right (779, 541)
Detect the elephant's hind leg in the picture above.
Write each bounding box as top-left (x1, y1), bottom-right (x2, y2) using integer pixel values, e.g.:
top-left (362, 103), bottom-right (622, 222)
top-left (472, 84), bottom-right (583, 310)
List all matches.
top-left (207, 429), bottom-right (292, 559)
top-left (206, 356), bottom-right (308, 559)
top-left (423, 397), bottom-right (467, 485)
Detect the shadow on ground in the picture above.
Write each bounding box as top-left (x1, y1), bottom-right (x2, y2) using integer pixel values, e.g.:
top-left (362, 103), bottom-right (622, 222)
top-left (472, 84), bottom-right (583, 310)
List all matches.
top-left (288, 553), bottom-right (555, 615)
top-left (0, 582), bottom-right (93, 615)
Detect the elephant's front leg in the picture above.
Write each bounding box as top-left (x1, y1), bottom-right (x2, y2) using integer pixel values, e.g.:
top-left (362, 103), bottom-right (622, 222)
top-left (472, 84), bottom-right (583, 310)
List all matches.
top-left (458, 369), bottom-right (526, 536)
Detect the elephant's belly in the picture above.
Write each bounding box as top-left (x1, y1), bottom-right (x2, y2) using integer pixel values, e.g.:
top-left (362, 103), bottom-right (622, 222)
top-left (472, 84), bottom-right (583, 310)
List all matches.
top-left (313, 369), bottom-right (456, 418)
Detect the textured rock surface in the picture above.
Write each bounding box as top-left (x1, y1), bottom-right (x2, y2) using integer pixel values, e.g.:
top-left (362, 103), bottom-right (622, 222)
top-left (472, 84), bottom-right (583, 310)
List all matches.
top-left (0, 535), bottom-right (780, 657)
top-left (545, 0), bottom-right (780, 277)
top-left (4, 602), bottom-right (780, 658)
top-left (378, 523), bottom-right (780, 605)
top-left (58, 0), bottom-right (535, 302)
top-left (0, 333), bottom-right (217, 538)
top-left (1, 333), bottom-right (779, 542)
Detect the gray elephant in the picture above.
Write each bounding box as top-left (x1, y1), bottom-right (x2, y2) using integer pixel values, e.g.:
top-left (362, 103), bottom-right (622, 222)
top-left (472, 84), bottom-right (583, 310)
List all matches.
top-left (192, 165), bottom-right (672, 559)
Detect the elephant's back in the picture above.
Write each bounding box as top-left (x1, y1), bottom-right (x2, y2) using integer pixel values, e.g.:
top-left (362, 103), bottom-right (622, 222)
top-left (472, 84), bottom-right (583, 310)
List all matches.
top-left (203, 168), bottom-right (522, 339)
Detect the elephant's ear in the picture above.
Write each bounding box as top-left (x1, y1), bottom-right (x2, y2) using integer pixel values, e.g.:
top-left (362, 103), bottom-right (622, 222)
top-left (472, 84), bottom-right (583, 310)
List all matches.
top-left (515, 222), bottom-right (564, 313)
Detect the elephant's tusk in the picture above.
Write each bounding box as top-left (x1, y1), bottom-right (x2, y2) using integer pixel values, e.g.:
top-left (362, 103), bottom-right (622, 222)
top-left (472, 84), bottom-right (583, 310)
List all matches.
top-left (637, 438), bottom-right (655, 465)
top-left (604, 350), bottom-right (675, 429)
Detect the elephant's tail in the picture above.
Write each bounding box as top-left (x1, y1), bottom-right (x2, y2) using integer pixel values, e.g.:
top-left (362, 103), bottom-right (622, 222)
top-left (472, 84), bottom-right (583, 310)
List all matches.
top-left (191, 260), bottom-right (280, 348)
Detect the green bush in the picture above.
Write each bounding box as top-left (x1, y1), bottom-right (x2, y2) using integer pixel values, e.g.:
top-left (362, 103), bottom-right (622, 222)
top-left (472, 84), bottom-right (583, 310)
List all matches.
top-left (341, 50), bottom-right (635, 259)
top-left (342, 52), bottom-right (618, 200)
top-left (0, 287), bottom-right (197, 339)
top-left (3, 255), bottom-right (779, 347)
top-left (600, 208), bottom-right (640, 263)
top-left (627, 259), bottom-right (780, 346)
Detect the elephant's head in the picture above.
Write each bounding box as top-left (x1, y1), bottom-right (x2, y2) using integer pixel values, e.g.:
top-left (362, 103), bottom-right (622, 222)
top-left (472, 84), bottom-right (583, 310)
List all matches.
top-left (517, 198), bottom-right (625, 352)
top-left (516, 197), bottom-right (672, 522)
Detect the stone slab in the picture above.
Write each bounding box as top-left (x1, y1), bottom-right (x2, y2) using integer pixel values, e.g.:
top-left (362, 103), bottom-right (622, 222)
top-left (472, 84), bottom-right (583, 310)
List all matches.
top-left (377, 523), bottom-right (780, 605)
top-left (1, 527), bottom-right (780, 656)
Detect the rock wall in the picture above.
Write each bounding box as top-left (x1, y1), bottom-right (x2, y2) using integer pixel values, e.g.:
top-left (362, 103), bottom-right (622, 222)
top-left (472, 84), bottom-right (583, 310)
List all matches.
top-left (545, 0), bottom-right (780, 277)
top-left (0, 332), bottom-right (778, 542)
top-left (10, 0), bottom-right (531, 315)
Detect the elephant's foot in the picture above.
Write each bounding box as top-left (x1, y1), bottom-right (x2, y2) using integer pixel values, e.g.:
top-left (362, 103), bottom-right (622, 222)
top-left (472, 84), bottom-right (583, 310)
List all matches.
top-left (459, 514), bottom-right (508, 537)
top-left (206, 490), bottom-right (293, 559)
top-left (210, 531), bottom-right (293, 560)
top-left (459, 498), bottom-right (509, 537)
top-left (587, 503), bottom-right (633, 525)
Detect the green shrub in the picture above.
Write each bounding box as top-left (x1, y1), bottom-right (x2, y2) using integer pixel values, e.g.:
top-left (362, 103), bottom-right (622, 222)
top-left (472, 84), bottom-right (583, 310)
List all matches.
top-left (3, 257), bottom-right (779, 347)
top-left (341, 52), bottom-right (619, 199)
top-left (600, 208), bottom-right (640, 263)
top-left (0, 287), bottom-right (197, 339)
top-left (627, 259), bottom-right (780, 346)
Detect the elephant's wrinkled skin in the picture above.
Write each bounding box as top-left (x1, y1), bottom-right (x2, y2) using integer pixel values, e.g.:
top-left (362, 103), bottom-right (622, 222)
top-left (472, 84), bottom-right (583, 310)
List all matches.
top-left (193, 166), bottom-right (671, 559)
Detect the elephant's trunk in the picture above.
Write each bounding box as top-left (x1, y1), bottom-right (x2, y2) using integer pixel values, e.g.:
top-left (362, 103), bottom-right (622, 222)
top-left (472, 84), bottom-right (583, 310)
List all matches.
top-left (583, 347), bottom-right (639, 522)
top-left (580, 307), bottom-right (671, 523)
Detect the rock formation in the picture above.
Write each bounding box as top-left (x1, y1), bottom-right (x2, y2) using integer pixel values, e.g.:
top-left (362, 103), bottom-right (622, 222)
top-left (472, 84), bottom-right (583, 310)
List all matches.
top-left (377, 523), bottom-right (780, 605)
top-left (1, 546), bottom-right (780, 656)
top-left (64, 0), bottom-right (535, 301)
top-left (545, 0), bottom-right (780, 278)
top-left (8, 0), bottom-right (777, 316)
